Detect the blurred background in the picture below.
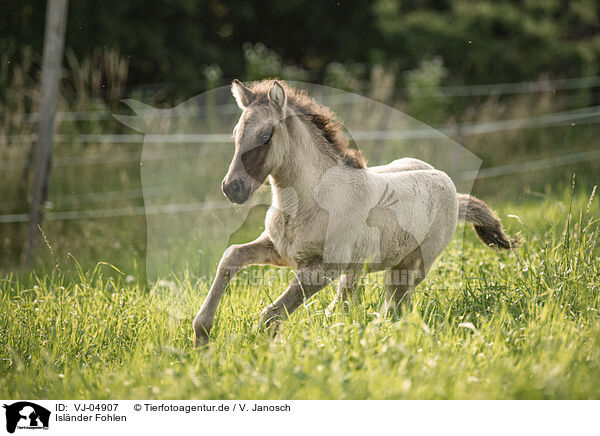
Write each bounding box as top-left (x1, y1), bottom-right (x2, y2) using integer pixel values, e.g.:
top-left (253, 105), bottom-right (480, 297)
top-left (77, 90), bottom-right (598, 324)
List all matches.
top-left (1, 0), bottom-right (599, 276)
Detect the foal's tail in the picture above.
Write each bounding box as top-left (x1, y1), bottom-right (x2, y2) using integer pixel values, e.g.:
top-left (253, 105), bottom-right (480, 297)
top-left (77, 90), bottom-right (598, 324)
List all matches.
top-left (457, 194), bottom-right (517, 249)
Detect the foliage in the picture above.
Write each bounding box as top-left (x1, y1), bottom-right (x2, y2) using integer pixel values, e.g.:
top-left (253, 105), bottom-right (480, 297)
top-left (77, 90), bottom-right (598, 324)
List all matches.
top-left (403, 57), bottom-right (448, 125)
top-left (374, 0), bottom-right (600, 84)
top-left (243, 42), bottom-right (309, 82)
top-left (1, 0), bottom-right (599, 96)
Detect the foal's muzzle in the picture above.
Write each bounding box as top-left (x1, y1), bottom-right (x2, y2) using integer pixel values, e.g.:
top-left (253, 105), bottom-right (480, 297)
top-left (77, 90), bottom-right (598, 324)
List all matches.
top-left (222, 178), bottom-right (251, 204)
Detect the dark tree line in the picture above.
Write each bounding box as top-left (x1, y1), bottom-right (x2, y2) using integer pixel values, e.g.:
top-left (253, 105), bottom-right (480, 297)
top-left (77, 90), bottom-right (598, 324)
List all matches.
top-left (1, 0), bottom-right (599, 95)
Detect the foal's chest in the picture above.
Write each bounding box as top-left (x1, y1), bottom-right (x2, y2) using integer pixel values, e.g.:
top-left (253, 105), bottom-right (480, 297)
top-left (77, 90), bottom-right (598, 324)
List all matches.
top-left (265, 206), bottom-right (326, 267)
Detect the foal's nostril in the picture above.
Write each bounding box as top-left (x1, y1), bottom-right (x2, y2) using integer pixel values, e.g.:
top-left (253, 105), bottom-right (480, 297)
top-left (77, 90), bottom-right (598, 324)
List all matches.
top-left (223, 178), bottom-right (248, 203)
top-left (231, 179), bottom-right (244, 196)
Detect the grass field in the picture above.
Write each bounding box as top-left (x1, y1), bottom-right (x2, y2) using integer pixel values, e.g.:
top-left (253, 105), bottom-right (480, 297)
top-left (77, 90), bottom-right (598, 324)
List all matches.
top-left (1, 186), bottom-right (598, 399)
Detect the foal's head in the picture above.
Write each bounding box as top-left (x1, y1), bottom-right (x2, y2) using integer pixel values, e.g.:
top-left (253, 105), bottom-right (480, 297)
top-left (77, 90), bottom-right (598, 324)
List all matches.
top-left (222, 79), bottom-right (365, 204)
top-left (222, 79), bottom-right (290, 204)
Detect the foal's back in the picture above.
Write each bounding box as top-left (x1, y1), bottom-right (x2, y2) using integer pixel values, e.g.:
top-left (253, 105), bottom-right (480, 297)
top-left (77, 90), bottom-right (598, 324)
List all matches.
top-left (312, 162), bottom-right (458, 270)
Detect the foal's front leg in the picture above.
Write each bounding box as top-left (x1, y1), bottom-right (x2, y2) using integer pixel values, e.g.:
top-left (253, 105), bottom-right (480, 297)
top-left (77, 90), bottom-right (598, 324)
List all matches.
top-left (260, 265), bottom-right (334, 335)
top-left (193, 233), bottom-right (287, 346)
top-left (325, 271), bottom-right (356, 316)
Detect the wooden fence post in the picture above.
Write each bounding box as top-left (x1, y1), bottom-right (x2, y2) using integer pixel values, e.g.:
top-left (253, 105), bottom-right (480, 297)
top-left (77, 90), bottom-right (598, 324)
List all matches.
top-left (23, 0), bottom-right (69, 267)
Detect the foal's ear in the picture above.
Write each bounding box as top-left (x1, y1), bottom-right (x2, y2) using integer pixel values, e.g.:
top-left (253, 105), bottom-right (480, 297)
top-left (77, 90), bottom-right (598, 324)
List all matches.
top-left (268, 81), bottom-right (287, 112)
top-left (231, 79), bottom-right (255, 109)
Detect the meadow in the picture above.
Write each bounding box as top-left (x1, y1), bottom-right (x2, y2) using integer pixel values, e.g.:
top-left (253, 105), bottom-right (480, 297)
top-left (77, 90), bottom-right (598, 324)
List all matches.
top-left (1, 186), bottom-right (598, 399)
top-left (1, 49), bottom-right (599, 399)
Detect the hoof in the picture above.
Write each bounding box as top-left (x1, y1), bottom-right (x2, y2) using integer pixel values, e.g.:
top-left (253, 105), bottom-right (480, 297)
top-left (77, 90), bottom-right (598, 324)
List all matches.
top-left (193, 316), bottom-right (212, 347)
top-left (194, 332), bottom-right (209, 348)
top-left (260, 306), bottom-right (282, 337)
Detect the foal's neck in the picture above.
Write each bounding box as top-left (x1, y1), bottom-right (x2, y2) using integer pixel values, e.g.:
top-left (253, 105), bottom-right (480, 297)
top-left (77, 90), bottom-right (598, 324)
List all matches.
top-left (269, 125), bottom-right (342, 216)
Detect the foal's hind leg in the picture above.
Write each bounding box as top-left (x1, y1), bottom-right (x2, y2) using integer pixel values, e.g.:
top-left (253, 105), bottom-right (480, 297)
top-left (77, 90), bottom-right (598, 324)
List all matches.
top-left (260, 264), bottom-right (333, 335)
top-left (193, 233), bottom-right (287, 346)
top-left (325, 272), bottom-right (357, 316)
top-left (384, 247), bottom-right (425, 315)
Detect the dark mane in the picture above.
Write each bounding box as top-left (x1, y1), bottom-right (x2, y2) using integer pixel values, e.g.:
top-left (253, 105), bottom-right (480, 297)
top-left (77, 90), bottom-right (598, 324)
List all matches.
top-left (248, 79), bottom-right (366, 169)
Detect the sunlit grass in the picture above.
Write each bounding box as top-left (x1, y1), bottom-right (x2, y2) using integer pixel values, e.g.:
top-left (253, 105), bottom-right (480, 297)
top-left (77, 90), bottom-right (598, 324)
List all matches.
top-left (0, 188), bottom-right (598, 399)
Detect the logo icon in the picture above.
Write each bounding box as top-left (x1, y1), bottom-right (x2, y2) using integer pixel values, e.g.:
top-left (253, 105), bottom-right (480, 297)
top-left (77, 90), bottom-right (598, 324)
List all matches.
top-left (3, 402), bottom-right (50, 434)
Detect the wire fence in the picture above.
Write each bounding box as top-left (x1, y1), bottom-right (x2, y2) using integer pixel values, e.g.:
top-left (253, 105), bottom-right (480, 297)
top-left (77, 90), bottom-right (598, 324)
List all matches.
top-left (1, 76), bottom-right (598, 224)
top-left (434, 75), bottom-right (600, 97)
top-left (2, 105), bottom-right (599, 170)
top-left (0, 200), bottom-right (233, 224)
top-left (0, 146), bottom-right (598, 223)
top-left (6, 74), bottom-right (600, 124)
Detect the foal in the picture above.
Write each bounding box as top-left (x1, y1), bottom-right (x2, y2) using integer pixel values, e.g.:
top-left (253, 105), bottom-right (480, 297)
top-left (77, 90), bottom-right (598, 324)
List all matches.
top-left (193, 79), bottom-right (514, 346)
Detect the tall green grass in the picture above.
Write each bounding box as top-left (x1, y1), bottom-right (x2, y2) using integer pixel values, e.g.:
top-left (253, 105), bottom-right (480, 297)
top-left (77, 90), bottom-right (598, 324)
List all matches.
top-left (0, 188), bottom-right (598, 399)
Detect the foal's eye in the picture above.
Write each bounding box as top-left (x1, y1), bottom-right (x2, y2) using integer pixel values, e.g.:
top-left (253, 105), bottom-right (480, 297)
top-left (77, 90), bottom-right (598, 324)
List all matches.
top-left (261, 131), bottom-right (272, 144)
